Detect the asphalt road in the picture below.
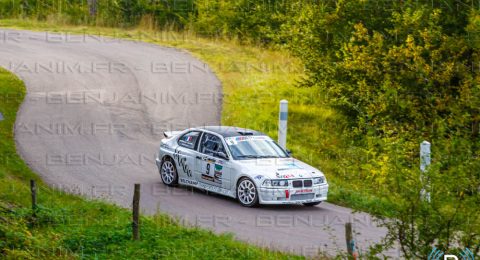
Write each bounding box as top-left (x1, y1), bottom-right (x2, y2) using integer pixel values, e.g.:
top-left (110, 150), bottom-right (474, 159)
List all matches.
top-left (0, 29), bottom-right (399, 258)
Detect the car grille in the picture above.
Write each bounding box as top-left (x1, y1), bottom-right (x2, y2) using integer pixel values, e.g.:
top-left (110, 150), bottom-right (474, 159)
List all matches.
top-left (290, 193), bottom-right (315, 201)
top-left (291, 179), bottom-right (313, 188)
top-left (292, 180), bottom-right (303, 188)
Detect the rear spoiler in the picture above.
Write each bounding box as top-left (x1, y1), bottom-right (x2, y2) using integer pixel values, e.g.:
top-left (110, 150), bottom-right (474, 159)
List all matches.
top-left (163, 131), bottom-right (182, 138)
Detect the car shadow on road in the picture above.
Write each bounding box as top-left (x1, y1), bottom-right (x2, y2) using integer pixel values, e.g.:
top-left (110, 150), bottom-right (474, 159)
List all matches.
top-left (162, 183), bottom-right (326, 212)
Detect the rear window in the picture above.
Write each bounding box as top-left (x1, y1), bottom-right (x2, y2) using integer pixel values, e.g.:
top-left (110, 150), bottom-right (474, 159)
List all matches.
top-left (178, 131), bottom-right (201, 150)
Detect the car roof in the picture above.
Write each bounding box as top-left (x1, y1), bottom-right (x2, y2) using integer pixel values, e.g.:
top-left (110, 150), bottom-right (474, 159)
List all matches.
top-left (195, 126), bottom-right (266, 138)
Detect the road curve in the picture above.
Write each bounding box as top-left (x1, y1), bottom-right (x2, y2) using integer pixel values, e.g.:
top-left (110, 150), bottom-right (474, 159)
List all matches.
top-left (0, 29), bottom-right (398, 258)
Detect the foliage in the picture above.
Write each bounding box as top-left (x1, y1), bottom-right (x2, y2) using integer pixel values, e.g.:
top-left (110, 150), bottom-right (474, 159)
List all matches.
top-left (285, 2), bottom-right (480, 142)
top-left (362, 138), bottom-right (480, 258)
top-left (279, 1), bottom-right (480, 257)
top-left (193, 0), bottom-right (291, 43)
top-left (0, 0), bottom-right (195, 28)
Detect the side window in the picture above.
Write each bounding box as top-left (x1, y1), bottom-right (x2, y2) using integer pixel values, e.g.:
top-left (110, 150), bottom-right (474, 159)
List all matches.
top-left (200, 133), bottom-right (226, 157)
top-left (178, 131), bottom-right (201, 150)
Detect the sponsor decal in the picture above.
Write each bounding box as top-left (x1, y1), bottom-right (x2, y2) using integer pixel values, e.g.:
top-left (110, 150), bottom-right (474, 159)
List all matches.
top-left (179, 178), bottom-right (198, 185)
top-left (225, 135), bottom-right (268, 145)
top-left (254, 175), bottom-right (264, 180)
top-left (179, 178), bottom-right (233, 196)
top-left (173, 148), bottom-right (192, 177)
top-left (201, 175), bottom-right (215, 182)
top-left (214, 172), bottom-right (222, 184)
top-left (276, 172), bottom-right (295, 178)
top-left (213, 164), bottom-right (223, 184)
top-left (295, 189), bottom-right (313, 194)
top-left (197, 182), bottom-right (232, 196)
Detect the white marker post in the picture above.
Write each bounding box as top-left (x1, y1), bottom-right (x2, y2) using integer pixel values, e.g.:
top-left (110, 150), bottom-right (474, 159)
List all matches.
top-left (420, 141), bottom-right (431, 202)
top-left (278, 100), bottom-right (288, 149)
top-left (0, 112), bottom-right (3, 121)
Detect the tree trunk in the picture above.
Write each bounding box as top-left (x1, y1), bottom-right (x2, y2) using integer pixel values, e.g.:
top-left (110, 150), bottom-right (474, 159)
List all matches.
top-left (87, 0), bottom-right (97, 17)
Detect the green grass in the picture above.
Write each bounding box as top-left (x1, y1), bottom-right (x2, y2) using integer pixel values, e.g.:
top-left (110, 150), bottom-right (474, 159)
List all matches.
top-left (0, 68), bottom-right (305, 259)
top-left (0, 19), bottom-right (398, 258)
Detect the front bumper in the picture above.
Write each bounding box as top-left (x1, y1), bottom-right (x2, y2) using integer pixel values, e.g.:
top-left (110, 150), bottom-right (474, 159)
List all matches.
top-left (258, 184), bottom-right (328, 205)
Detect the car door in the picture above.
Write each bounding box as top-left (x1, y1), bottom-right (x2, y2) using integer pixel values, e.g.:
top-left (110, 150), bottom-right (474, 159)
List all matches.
top-left (173, 131), bottom-right (201, 182)
top-left (195, 132), bottom-right (232, 190)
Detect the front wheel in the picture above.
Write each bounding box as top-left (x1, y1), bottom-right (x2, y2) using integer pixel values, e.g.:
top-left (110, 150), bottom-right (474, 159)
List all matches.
top-left (160, 158), bottom-right (178, 187)
top-left (237, 177), bottom-right (259, 207)
top-left (303, 201), bottom-right (322, 207)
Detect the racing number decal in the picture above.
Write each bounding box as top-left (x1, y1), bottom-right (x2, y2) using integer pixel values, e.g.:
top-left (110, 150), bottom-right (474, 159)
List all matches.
top-left (206, 163), bottom-right (211, 175)
top-left (201, 160), bottom-right (215, 182)
top-left (201, 158), bottom-right (222, 184)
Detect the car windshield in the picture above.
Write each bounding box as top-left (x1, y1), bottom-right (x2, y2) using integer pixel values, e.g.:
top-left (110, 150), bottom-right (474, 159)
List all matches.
top-left (225, 136), bottom-right (289, 160)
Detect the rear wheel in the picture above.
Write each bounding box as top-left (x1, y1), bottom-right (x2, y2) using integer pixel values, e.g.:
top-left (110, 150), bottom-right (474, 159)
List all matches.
top-left (237, 177), bottom-right (259, 207)
top-left (160, 158), bottom-right (178, 187)
top-left (303, 201), bottom-right (322, 207)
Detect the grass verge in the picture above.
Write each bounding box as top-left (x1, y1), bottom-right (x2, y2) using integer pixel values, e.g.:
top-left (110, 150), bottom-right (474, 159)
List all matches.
top-left (0, 67), bottom-right (303, 258)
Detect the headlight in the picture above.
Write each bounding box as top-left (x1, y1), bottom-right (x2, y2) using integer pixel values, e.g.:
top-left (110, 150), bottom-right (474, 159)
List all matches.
top-left (313, 177), bottom-right (325, 185)
top-left (262, 179), bottom-right (289, 187)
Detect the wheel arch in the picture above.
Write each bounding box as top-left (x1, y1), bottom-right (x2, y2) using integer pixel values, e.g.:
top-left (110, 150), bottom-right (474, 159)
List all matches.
top-left (236, 174), bottom-right (265, 189)
top-left (161, 154), bottom-right (175, 164)
top-left (160, 154), bottom-right (179, 172)
top-left (159, 154), bottom-right (179, 186)
top-left (235, 174), bottom-right (253, 188)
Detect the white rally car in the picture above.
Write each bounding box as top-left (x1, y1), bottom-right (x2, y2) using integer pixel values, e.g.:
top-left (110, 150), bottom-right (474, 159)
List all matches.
top-left (155, 126), bottom-right (328, 207)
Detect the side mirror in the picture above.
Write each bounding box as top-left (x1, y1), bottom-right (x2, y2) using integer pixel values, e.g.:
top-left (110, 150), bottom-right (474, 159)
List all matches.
top-left (216, 151), bottom-right (229, 160)
top-left (286, 149), bottom-right (292, 156)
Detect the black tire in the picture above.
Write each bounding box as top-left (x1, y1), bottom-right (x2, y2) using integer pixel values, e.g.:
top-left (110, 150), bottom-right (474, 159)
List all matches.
top-left (160, 157), bottom-right (178, 187)
top-left (236, 177), bottom-right (259, 207)
top-left (303, 201), bottom-right (322, 207)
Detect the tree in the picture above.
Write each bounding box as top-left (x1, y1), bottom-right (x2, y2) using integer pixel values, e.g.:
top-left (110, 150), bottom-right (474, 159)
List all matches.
top-left (280, 1), bottom-right (480, 257)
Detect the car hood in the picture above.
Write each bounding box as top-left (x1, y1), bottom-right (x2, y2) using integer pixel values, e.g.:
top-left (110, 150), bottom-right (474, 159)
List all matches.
top-left (237, 157), bottom-right (325, 180)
